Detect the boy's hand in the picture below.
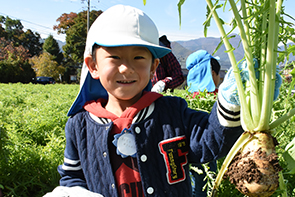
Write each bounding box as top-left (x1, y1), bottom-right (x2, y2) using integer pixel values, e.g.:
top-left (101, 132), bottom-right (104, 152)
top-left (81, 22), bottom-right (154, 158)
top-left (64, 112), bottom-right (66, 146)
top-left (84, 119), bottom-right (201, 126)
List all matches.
top-left (219, 59), bottom-right (282, 106)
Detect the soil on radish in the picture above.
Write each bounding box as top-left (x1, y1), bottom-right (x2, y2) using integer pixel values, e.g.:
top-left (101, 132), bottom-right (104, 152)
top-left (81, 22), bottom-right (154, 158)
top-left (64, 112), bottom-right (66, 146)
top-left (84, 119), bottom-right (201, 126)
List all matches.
top-left (224, 133), bottom-right (282, 197)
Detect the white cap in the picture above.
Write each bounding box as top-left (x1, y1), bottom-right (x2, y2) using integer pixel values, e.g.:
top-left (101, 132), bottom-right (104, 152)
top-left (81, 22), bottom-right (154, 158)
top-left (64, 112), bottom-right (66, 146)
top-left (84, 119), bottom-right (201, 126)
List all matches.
top-left (68, 5), bottom-right (170, 116)
top-left (84, 4), bottom-right (171, 59)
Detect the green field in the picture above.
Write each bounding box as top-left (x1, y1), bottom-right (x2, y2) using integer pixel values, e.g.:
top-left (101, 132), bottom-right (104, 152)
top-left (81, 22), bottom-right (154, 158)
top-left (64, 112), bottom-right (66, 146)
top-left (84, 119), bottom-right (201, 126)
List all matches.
top-left (0, 83), bottom-right (78, 196)
top-left (0, 83), bottom-right (294, 196)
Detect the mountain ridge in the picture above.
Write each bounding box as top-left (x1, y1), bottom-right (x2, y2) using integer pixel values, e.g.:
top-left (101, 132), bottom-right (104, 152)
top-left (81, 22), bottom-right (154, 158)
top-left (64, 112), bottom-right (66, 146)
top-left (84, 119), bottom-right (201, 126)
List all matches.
top-left (171, 34), bottom-right (244, 70)
top-left (56, 35), bottom-right (294, 71)
top-left (171, 35), bottom-right (295, 70)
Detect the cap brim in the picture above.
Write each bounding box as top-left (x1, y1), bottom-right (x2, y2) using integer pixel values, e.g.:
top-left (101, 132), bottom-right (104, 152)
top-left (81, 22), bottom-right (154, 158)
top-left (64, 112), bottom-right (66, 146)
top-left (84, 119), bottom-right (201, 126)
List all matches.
top-left (89, 33), bottom-right (171, 59)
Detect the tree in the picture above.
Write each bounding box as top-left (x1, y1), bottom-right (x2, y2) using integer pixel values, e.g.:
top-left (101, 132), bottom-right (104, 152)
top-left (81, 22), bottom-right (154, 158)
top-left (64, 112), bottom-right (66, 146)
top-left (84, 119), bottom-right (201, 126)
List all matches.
top-left (0, 16), bottom-right (43, 83)
top-left (0, 15), bottom-right (42, 57)
top-left (19, 29), bottom-right (43, 57)
top-left (53, 12), bottom-right (78, 34)
top-left (3, 16), bottom-right (23, 42)
top-left (43, 35), bottom-right (63, 64)
top-left (30, 52), bottom-right (65, 80)
top-left (0, 37), bottom-right (29, 62)
top-left (0, 37), bottom-right (35, 83)
top-left (0, 21), bottom-right (7, 38)
top-left (54, 10), bottom-right (103, 65)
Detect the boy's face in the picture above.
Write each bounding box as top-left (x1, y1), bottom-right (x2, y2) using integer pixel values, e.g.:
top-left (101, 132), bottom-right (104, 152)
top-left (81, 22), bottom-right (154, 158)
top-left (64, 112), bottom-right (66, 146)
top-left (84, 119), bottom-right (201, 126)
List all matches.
top-left (85, 46), bottom-right (159, 104)
top-left (212, 70), bottom-right (220, 88)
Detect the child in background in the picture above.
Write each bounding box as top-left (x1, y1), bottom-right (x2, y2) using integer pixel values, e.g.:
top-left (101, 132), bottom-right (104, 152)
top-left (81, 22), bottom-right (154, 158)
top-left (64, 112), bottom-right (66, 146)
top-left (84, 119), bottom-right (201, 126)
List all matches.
top-left (186, 50), bottom-right (221, 196)
top-left (44, 4), bottom-right (244, 197)
top-left (186, 50), bottom-right (221, 98)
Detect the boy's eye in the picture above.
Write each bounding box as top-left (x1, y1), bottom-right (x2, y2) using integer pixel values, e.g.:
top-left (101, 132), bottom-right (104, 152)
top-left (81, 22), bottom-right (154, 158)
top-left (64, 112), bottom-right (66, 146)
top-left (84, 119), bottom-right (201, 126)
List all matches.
top-left (134, 56), bottom-right (145, 60)
top-left (109, 55), bottom-right (120, 59)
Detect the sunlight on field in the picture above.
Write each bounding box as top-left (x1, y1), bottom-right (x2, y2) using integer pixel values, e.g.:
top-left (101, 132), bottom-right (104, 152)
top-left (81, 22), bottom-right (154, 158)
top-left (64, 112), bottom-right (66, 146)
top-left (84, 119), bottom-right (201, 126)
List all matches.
top-left (0, 83), bottom-right (294, 197)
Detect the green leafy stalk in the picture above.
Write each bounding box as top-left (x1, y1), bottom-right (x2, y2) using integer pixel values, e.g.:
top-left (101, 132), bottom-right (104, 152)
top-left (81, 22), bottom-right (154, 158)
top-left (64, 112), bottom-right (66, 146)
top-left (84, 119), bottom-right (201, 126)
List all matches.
top-left (240, 0), bottom-right (251, 50)
top-left (175, 0), bottom-right (295, 195)
top-left (228, 0), bottom-right (261, 130)
top-left (278, 171), bottom-right (288, 197)
top-left (257, 0), bottom-right (277, 130)
top-left (270, 108), bottom-right (295, 129)
top-left (177, 0), bottom-right (185, 27)
top-left (203, 0), bottom-right (295, 195)
top-left (205, 0), bottom-right (255, 131)
top-left (259, 1), bottom-right (268, 106)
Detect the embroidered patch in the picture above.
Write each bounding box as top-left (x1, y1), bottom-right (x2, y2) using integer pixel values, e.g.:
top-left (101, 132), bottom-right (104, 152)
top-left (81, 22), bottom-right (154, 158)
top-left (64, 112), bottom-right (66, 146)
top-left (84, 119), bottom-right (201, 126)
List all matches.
top-left (159, 136), bottom-right (189, 184)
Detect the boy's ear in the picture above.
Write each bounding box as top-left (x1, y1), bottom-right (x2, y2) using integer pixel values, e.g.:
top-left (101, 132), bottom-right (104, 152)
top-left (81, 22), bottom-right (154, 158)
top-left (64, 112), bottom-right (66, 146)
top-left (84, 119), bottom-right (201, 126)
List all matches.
top-left (150, 58), bottom-right (160, 79)
top-left (85, 55), bottom-right (99, 79)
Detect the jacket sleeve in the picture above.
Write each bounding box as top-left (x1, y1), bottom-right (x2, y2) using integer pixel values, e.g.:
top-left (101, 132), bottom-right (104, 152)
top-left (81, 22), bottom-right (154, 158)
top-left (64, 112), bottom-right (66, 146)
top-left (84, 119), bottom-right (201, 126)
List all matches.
top-left (180, 96), bottom-right (243, 164)
top-left (58, 118), bottom-right (87, 189)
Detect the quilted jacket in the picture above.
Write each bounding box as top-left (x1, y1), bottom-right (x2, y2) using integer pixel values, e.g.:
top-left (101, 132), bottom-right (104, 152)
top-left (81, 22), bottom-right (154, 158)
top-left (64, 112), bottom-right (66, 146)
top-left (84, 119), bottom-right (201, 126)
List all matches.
top-left (58, 95), bottom-right (242, 197)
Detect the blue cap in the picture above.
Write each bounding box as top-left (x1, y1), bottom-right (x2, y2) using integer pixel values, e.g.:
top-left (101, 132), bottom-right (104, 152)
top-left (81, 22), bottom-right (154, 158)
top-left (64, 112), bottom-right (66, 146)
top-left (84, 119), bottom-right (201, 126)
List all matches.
top-left (186, 50), bottom-right (217, 93)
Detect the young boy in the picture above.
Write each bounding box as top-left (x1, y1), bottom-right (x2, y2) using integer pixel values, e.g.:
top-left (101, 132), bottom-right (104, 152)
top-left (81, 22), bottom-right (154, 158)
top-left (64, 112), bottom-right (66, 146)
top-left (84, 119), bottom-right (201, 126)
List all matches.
top-left (46, 4), bottom-right (244, 197)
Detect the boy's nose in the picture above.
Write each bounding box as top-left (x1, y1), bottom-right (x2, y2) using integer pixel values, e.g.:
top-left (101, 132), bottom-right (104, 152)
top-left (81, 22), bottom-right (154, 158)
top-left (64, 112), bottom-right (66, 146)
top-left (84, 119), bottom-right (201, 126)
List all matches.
top-left (119, 63), bottom-right (134, 74)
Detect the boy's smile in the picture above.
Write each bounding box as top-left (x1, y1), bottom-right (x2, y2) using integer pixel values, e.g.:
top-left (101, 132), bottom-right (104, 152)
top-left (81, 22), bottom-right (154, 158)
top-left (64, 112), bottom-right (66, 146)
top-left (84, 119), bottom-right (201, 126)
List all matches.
top-left (117, 80), bottom-right (136, 84)
top-left (85, 45), bottom-right (159, 116)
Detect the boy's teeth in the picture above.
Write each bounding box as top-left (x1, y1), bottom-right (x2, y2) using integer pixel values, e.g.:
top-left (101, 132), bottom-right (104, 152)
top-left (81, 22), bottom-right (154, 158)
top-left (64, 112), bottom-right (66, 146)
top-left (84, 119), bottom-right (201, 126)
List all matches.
top-left (119, 80), bottom-right (134, 83)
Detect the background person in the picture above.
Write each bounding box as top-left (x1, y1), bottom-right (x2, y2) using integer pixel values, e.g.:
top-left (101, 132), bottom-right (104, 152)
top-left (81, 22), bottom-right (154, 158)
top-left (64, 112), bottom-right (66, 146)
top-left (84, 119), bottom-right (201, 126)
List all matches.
top-left (186, 49), bottom-right (221, 196)
top-left (186, 49), bottom-right (221, 98)
top-left (151, 35), bottom-right (184, 93)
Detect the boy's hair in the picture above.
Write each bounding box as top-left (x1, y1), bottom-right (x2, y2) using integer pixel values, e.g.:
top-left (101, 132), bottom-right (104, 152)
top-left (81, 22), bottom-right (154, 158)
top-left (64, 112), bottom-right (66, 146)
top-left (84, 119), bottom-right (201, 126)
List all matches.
top-left (210, 58), bottom-right (221, 75)
top-left (92, 44), bottom-right (99, 63)
top-left (159, 35), bottom-right (171, 49)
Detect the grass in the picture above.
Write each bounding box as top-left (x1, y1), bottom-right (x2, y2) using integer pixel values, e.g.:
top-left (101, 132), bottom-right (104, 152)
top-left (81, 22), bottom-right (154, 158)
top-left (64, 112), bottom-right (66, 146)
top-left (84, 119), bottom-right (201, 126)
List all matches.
top-left (0, 82), bottom-right (294, 196)
top-left (0, 83), bottom-right (78, 197)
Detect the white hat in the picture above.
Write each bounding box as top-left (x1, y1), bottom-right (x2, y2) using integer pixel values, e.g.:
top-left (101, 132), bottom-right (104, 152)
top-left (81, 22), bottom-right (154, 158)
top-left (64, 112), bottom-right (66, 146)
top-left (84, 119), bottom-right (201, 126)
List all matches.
top-left (84, 4), bottom-right (170, 59)
top-left (67, 4), bottom-right (170, 116)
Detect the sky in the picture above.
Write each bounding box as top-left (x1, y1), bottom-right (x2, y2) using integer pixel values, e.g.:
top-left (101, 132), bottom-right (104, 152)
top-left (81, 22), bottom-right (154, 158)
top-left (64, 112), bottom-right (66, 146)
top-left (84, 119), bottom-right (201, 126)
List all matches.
top-left (1, 0), bottom-right (294, 43)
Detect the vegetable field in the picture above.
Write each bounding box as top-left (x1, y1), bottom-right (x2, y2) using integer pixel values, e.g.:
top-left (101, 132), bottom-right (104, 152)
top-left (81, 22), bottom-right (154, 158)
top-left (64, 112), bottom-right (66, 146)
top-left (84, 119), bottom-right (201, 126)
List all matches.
top-left (0, 83), bottom-right (294, 196)
top-left (0, 83), bottom-right (78, 196)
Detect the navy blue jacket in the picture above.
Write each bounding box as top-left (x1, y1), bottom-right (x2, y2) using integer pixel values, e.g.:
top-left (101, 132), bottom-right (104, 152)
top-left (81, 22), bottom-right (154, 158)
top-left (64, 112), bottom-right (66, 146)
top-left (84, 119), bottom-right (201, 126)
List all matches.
top-left (58, 95), bottom-right (242, 197)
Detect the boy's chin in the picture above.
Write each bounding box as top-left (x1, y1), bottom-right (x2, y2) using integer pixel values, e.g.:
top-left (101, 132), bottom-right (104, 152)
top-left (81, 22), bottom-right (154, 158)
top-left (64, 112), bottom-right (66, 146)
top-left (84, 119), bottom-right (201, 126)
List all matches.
top-left (109, 91), bottom-right (142, 101)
